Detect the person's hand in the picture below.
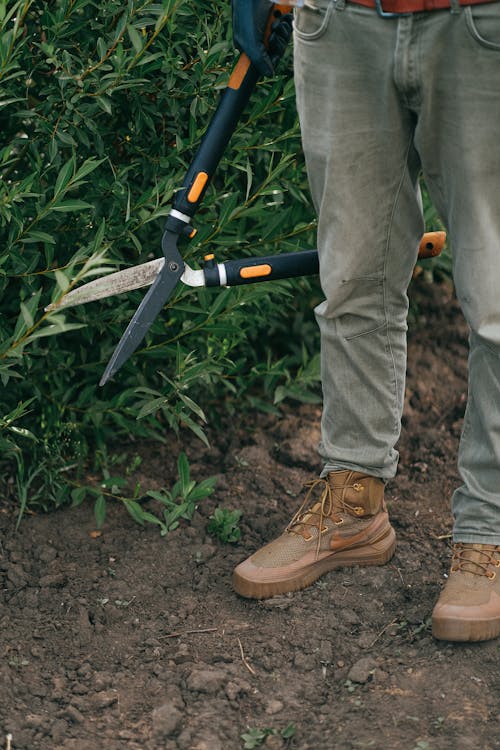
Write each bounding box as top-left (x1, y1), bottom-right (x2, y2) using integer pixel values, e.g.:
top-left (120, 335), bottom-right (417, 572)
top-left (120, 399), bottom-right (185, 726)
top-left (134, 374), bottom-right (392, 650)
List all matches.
top-left (231, 1), bottom-right (293, 77)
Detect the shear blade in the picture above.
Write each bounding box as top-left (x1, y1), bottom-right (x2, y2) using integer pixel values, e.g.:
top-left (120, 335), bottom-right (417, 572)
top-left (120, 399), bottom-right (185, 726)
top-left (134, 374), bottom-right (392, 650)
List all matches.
top-left (100, 247), bottom-right (184, 385)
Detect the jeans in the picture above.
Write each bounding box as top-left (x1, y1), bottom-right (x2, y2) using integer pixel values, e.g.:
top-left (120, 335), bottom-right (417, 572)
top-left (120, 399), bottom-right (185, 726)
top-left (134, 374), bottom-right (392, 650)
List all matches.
top-left (293, 0), bottom-right (500, 543)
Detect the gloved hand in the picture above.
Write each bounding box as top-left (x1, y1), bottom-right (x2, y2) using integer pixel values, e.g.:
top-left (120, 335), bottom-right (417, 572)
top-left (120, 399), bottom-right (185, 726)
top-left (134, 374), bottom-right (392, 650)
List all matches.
top-left (231, 1), bottom-right (293, 77)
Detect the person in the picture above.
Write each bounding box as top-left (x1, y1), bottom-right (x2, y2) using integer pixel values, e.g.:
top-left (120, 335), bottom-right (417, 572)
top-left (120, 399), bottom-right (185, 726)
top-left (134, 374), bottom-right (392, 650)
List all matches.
top-left (230, 0), bottom-right (500, 642)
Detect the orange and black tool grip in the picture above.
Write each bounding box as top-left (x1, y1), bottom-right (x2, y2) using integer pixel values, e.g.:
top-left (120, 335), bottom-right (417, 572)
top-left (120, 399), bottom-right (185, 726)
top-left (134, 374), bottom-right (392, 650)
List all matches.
top-left (167, 5), bottom-right (292, 228)
top-left (204, 250), bottom-right (319, 287)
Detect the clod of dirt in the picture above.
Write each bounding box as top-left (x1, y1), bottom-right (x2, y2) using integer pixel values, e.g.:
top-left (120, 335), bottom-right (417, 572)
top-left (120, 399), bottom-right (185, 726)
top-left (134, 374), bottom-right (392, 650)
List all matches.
top-left (347, 657), bottom-right (378, 684)
top-left (186, 667), bottom-right (227, 695)
top-left (151, 702), bottom-right (183, 738)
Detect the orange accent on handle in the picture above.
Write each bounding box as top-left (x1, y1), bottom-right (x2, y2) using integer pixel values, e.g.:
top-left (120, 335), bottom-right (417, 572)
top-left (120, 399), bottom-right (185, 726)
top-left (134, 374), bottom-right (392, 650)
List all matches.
top-left (240, 264), bottom-right (273, 279)
top-left (204, 253), bottom-right (215, 261)
top-left (418, 231), bottom-right (446, 259)
top-left (187, 172), bottom-right (209, 203)
top-left (272, 3), bottom-right (294, 12)
top-left (228, 54), bottom-right (251, 90)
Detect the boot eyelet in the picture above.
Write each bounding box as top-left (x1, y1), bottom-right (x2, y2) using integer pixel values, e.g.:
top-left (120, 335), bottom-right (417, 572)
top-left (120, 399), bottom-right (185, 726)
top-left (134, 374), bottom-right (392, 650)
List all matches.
top-left (334, 519), bottom-right (344, 526)
top-left (353, 506), bottom-right (365, 516)
top-left (303, 534), bottom-right (313, 542)
top-left (486, 571), bottom-right (496, 580)
top-left (450, 566), bottom-right (459, 573)
top-left (320, 525), bottom-right (328, 534)
top-left (353, 483), bottom-right (364, 492)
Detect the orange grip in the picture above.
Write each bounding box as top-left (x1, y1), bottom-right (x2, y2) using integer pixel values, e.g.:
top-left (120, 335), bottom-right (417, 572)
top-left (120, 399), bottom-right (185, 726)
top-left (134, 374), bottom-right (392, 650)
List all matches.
top-left (417, 231), bottom-right (446, 260)
top-left (240, 264), bottom-right (273, 279)
top-left (228, 54), bottom-right (252, 90)
top-left (187, 172), bottom-right (209, 203)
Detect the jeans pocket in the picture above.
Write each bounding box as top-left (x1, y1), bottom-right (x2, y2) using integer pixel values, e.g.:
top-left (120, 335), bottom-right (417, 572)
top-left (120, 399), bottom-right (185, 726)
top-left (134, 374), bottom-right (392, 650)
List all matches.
top-left (294, 3), bottom-right (333, 41)
top-left (464, 4), bottom-right (500, 50)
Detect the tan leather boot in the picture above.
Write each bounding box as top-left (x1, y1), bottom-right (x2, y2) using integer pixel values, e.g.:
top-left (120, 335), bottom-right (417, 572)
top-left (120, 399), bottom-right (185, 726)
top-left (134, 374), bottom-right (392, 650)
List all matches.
top-left (232, 470), bottom-right (396, 599)
top-left (432, 543), bottom-right (500, 642)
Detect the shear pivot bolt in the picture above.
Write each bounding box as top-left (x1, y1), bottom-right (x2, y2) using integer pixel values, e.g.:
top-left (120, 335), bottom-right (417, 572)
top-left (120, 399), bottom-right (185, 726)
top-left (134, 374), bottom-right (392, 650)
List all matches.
top-left (169, 262), bottom-right (179, 272)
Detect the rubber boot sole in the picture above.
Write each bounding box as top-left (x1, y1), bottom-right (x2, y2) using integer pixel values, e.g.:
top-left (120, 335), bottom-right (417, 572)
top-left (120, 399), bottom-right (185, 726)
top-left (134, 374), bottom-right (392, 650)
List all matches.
top-left (432, 614), bottom-right (500, 642)
top-left (233, 525), bottom-right (396, 599)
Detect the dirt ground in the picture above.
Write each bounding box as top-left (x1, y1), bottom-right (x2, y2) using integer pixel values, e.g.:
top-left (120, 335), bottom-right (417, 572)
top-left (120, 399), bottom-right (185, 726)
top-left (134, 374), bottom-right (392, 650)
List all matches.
top-left (1, 281), bottom-right (499, 750)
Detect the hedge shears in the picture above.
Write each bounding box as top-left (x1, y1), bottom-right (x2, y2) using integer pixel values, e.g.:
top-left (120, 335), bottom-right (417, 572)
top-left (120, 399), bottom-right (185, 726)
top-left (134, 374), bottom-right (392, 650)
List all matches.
top-left (48, 4), bottom-right (444, 385)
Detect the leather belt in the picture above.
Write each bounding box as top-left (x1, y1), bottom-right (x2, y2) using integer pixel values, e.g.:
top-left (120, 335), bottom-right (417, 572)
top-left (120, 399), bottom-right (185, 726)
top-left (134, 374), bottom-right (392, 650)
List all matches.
top-left (349, 0), bottom-right (498, 15)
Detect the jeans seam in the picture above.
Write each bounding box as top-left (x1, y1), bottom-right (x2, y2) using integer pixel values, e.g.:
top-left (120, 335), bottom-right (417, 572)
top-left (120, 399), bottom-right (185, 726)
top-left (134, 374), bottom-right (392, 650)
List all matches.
top-left (383, 135), bottom-right (415, 437)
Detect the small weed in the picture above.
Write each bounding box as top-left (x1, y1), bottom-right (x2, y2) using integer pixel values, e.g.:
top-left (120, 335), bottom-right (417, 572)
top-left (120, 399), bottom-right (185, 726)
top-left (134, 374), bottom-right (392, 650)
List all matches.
top-left (241, 723), bottom-right (295, 748)
top-left (72, 452), bottom-right (216, 535)
top-left (146, 452), bottom-right (217, 535)
top-left (207, 507), bottom-right (242, 544)
top-left (344, 679), bottom-right (357, 693)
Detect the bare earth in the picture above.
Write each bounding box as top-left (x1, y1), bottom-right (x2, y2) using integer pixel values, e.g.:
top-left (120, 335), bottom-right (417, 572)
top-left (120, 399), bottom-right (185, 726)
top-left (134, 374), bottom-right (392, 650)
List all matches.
top-left (1, 282), bottom-right (499, 750)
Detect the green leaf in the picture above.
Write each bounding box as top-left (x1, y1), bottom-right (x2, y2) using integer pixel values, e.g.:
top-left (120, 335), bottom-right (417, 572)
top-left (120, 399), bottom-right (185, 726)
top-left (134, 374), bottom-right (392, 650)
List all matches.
top-left (20, 302), bottom-right (34, 329)
top-left (123, 499), bottom-right (146, 525)
top-left (74, 157), bottom-right (106, 182)
top-left (281, 724), bottom-right (296, 739)
top-left (54, 157), bottom-right (75, 198)
top-left (178, 393), bottom-right (206, 422)
top-left (94, 494), bottom-right (107, 529)
top-left (21, 231), bottom-right (56, 245)
top-left (55, 269), bottom-right (70, 292)
top-left (51, 200), bottom-right (93, 212)
top-left (127, 24), bottom-right (143, 53)
top-left (177, 452), bottom-right (190, 496)
top-left (71, 487), bottom-right (87, 506)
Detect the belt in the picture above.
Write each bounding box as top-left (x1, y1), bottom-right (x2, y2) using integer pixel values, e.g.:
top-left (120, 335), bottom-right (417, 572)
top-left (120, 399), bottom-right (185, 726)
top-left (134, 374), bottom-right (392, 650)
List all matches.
top-left (349, 0), bottom-right (498, 16)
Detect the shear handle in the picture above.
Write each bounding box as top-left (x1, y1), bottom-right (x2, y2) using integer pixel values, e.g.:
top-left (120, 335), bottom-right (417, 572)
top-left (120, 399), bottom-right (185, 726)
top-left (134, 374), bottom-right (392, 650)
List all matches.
top-left (204, 249), bottom-right (319, 287)
top-left (168, 5), bottom-right (292, 226)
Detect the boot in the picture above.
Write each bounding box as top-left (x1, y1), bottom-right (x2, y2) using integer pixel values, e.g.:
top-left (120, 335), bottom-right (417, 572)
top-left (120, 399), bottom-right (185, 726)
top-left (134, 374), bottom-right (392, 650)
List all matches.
top-left (232, 469), bottom-right (396, 599)
top-left (432, 543), bottom-right (500, 642)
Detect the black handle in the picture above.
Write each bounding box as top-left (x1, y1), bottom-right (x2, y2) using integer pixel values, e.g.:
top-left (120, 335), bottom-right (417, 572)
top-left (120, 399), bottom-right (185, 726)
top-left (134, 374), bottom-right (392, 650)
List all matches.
top-left (204, 250), bottom-right (319, 287)
top-left (167, 5), bottom-right (293, 228)
top-left (171, 56), bottom-right (259, 220)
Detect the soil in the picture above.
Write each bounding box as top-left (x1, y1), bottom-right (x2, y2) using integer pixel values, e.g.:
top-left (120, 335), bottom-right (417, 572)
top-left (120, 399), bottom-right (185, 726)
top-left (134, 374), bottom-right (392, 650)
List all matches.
top-left (1, 281), bottom-right (499, 750)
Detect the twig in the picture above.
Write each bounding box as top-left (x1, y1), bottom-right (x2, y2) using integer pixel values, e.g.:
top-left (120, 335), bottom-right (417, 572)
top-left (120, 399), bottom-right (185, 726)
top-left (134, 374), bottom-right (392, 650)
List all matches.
top-left (368, 618), bottom-right (398, 648)
top-left (237, 637), bottom-right (256, 676)
top-left (390, 565), bottom-right (406, 586)
top-left (6, 734), bottom-right (12, 750)
top-left (159, 627), bottom-right (218, 640)
top-left (430, 532), bottom-right (453, 540)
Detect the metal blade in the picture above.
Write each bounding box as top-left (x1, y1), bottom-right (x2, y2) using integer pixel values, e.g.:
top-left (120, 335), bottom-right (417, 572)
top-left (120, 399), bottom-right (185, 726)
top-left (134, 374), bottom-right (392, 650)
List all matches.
top-left (45, 258), bottom-right (165, 312)
top-left (99, 237), bottom-right (184, 385)
top-left (45, 259), bottom-right (206, 312)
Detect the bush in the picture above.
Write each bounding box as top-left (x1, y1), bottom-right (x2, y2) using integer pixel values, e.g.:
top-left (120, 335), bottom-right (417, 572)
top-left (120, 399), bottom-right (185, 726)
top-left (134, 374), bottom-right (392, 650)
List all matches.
top-left (0, 0), bottom-right (318, 514)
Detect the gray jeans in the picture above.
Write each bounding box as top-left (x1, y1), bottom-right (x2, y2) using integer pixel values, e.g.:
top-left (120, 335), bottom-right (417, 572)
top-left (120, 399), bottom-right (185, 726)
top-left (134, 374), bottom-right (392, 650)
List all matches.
top-left (294, 1), bottom-right (500, 543)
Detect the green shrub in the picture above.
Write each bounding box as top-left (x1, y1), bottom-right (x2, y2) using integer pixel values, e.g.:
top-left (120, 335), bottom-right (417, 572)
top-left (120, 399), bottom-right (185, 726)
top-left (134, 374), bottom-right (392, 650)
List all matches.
top-left (0, 0), bottom-right (317, 514)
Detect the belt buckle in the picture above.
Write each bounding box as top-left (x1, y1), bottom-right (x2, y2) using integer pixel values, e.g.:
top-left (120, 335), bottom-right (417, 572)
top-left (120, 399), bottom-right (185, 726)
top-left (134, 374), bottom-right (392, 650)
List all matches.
top-left (374, 0), bottom-right (411, 16)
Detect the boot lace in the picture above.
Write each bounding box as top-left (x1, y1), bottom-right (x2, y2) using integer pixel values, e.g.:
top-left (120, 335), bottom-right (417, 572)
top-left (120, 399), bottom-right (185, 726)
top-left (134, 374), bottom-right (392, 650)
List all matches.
top-left (286, 477), bottom-right (367, 557)
top-left (451, 543), bottom-right (500, 580)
